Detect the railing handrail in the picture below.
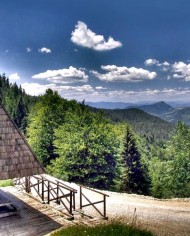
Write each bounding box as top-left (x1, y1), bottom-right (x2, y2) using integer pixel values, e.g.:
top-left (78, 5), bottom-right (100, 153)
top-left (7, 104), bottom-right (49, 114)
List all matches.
top-left (79, 185), bottom-right (109, 197)
top-left (31, 175), bottom-right (77, 193)
top-left (56, 180), bottom-right (77, 193)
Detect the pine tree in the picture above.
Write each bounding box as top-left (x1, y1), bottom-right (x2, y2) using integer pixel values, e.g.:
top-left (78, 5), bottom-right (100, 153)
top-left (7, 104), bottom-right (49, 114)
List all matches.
top-left (120, 125), bottom-right (149, 195)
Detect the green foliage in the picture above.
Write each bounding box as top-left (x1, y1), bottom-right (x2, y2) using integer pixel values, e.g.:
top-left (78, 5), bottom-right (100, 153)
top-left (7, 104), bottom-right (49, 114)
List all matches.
top-left (49, 106), bottom-right (119, 189)
top-left (0, 179), bottom-right (14, 187)
top-left (27, 89), bottom-right (78, 166)
top-left (164, 122), bottom-right (190, 197)
top-left (148, 122), bottom-right (190, 198)
top-left (50, 220), bottom-right (153, 236)
top-left (119, 125), bottom-right (150, 195)
top-left (0, 74), bottom-right (36, 132)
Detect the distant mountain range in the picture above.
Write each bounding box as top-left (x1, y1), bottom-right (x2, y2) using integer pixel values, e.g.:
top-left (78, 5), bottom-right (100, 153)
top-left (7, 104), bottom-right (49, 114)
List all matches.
top-left (86, 101), bottom-right (190, 109)
top-left (87, 101), bottom-right (190, 126)
top-left (129, 101), bottom-right (190, 125)
top-left (86, 101), bottom-right (152, 109)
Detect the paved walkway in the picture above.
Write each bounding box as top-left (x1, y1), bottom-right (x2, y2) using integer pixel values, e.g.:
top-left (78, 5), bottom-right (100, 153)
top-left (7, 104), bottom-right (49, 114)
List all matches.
top-left (0, 186), bottom-right (70, 236)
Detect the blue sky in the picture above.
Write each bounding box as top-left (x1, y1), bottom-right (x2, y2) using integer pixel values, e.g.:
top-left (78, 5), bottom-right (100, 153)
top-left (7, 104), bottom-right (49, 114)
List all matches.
top-left (1, 0), bottom-right (190, 102)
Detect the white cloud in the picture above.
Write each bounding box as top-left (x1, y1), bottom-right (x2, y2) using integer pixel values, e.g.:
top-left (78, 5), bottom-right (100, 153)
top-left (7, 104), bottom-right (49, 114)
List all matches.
top-left (144, 59), bottom-right (170, 69)
top-left (9, 73), bottom-right (20, 81)
top-left (173, 73), bottom-right (184, 79)
top-left (21, 83), bottom-right (54, 96)
top-left (172, 61), bottom-right (190, 81)
top-left (95, 86), bottom-right (107, 90)
top-left (92, 65), bottom-right (157, 82)
top-left (32, 66), bottom-right (88, 84)
top-left (144, 59), bottom-right (159, 66)
top-left (26, 47), bottom-right (32, 53)
top-left (71, 21), bottom-right (122, 51)
top-left (162, 61), bottom-right (170, 66)
top-left (38, 47), bottom-right (52, 53)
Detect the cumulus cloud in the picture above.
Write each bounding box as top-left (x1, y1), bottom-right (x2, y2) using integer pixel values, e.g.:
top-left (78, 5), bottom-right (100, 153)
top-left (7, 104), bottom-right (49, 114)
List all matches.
top-left (26, 47), bottom-right (32, 53)
top-left (38, 47), bottom-right (52, 53)
top-left (71, 21), bottom-right (122, 51)
top-left (173, 74), bottom-right (184, 79)
top-left (172, 61), bottom-right (190, 81)
top-left (21, 83), bottom-right (54, 96)
top-left (32, 66), bottom-right (88, 84)
top-left (9, 73), bottom-right (20, 81)
top-left (92, 65), bottom-right (157, 82)
top-left (95, 86), bottom-right (107, 90)
top-left (144, 59), bottom-right (159, 66)
top-left (144, 59), bottom-right (170, 70)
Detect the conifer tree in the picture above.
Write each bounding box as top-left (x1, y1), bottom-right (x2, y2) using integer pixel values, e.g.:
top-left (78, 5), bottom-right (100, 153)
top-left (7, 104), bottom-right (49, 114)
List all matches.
top-left (120, 125), bottom-right (149, 195)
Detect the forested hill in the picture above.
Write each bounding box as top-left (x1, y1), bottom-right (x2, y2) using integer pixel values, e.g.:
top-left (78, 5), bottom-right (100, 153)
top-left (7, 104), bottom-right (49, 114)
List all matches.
top-left (90, 107), bottom-right (174, 141)
top-left (130, 101), bottom-right (190, 126)
top-left (132, 101), bottom-right (174, 116)
top-left (0, 74), bottom-right (37, 131)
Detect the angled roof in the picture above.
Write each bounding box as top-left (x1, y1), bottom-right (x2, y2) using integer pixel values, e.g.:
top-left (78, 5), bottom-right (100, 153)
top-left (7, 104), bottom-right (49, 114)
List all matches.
top-left (0, 104), bottom-right (44, 180)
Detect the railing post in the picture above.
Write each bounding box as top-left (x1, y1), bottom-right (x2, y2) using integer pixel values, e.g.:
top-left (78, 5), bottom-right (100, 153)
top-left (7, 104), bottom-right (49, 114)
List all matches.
top-left (57, 182), bottom-right (59, 204)
top-left (80, 186), bottom-right (82, 210)
top-left (47, 181), bottom-right (50, 204)
top-left (73, 192), bottom-right (76, 210)
top-left (103, 195), bottom-right (106, 218)
top-left (42, 178), bottom-right (44, 201)
top-left (37, 179), bottom-right (39, 194)
top-left (70, 191), bottom-right (73, 215)
top-left (25, 176), bottom-right (30, 193)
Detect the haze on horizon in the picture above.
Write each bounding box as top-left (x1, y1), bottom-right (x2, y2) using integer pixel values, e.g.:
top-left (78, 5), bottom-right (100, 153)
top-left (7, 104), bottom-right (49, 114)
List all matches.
top-left (1, 0), bottom-right (190, 103)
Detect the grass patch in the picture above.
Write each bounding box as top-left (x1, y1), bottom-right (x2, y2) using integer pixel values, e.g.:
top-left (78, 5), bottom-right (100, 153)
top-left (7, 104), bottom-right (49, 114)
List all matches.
top-left (51, 220), bottom-right (153, 236)
top-left (0, 179), bottom-right (14, 187)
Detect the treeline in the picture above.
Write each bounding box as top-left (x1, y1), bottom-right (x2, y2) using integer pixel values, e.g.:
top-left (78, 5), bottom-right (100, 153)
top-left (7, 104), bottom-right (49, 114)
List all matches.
top-left (90, 107), bottom-right (174, 141)
top-left (0, 74), bottom-right (37, 131)
top-left (1, 74), bottom-right (189, 198)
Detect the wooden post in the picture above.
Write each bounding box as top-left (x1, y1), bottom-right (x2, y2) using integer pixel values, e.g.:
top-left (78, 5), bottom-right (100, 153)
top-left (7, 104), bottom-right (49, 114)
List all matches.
top-left (42, 178), bottom-right (44, 201)
top-left (103, 195), bottom-right (106, 218)
top-left (70, 191), bottom-right (73, 215)
top-left (47, 181), bottom-right (50, 204)
top-left (57, 182), bottom-right (59, 204)
top-left (25, 176), bottom-right (30, 193)
top-left (73, 192), bottom-right (76, 210)
top-left (37, 179), bottom-right (39, 194)
top-left (80, 186), bottom-right (82, 210)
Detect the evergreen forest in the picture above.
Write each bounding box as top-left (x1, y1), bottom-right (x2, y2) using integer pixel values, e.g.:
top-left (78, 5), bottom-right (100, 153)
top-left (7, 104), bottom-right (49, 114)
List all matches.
top-left (1, 74), bottom-right (190, 198)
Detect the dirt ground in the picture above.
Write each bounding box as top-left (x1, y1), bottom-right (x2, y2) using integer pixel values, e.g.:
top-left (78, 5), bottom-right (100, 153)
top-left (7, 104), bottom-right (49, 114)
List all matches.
top-left (104, 191), bottom-right (190, 236)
